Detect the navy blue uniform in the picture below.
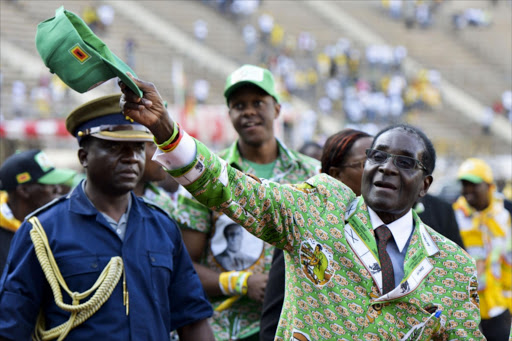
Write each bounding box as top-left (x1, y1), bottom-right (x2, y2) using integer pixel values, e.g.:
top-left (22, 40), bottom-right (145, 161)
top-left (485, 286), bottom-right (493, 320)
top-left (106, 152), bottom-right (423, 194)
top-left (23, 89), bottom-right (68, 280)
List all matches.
top-left (0, 182), bottom-right (212, 340)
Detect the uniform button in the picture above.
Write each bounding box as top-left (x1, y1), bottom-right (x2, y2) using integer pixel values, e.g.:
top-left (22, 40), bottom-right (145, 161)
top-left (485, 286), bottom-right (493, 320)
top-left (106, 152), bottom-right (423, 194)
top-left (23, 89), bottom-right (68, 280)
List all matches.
top-left (373, 303), bottom-right (383, 311)
top-left (91, 263), bottom-right (98, 269)
top-left (151, 257), bottom-right (156, 262)
top-left (116, 229), bottom-right (122, 235)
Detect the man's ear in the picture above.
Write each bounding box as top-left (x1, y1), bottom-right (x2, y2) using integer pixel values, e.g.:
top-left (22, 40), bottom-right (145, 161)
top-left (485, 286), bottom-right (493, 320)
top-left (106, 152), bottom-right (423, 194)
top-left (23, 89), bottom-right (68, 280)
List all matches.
top-left (419, 174), bottom-right (433, 197)
top-left (274, 101), bottom-right (281, 120)
top-left (78, 147), bottom-right (88, 168)
top-left (15, 185), bottom-right (31, 199)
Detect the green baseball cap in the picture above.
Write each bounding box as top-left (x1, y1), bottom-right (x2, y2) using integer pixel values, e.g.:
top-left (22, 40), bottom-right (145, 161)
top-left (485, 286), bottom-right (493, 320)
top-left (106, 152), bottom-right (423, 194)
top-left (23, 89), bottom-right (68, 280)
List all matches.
top-left (224, 64), bottom-right (280, 105)
top-left (36, 6), bottom-right (142, 97)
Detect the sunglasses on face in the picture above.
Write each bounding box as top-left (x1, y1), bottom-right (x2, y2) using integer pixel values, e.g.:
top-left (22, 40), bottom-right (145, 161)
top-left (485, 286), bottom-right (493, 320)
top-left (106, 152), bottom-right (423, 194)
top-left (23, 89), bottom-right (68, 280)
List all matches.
top-left (365, 149), bottom-right (427, 172)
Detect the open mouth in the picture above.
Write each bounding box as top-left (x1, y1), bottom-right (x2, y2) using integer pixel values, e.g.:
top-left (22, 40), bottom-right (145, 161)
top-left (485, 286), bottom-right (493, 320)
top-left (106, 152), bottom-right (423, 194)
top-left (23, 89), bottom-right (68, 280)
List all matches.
top-left (242, 120), bottom-right (261, 128)
top-left (374, 181), bottom-right (397, 190)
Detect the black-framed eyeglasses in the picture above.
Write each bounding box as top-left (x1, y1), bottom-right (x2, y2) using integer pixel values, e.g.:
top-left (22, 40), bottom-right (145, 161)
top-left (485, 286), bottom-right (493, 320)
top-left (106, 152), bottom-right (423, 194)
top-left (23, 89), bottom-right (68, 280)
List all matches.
top-left (365, 149), bottom-right (427, 172)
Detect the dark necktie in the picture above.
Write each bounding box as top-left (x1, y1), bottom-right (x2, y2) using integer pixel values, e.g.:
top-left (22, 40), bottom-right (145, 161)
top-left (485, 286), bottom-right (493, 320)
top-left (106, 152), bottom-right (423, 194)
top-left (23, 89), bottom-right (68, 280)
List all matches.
top-left (375, 225), bottom-right (395, 294)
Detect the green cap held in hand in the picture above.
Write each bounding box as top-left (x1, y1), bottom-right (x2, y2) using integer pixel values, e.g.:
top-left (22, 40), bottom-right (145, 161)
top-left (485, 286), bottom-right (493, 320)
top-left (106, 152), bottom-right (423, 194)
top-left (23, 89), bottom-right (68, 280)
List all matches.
top-left (36, 6), bottom-right (142, 97)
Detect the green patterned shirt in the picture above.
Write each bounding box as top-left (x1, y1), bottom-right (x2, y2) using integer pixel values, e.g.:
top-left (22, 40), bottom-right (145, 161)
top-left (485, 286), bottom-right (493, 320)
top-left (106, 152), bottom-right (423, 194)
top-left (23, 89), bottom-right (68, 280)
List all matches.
top-left (142, 182), bottom-right (178, 219)
top-left (176, 139), bottom-right (320, 340)
top-left (167, 140), bottom-right (484, 341)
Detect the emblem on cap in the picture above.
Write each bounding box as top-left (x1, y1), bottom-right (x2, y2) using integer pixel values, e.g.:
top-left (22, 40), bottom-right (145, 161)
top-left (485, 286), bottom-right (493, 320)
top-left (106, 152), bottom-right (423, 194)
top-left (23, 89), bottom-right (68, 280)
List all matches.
top-left (69, 44), bottom-right (90, 64)
top-left (35, 151), bottom-right (53, 172)
top-left (230, 65), bottom-right (264, 84)
top-left (16, 172), bottom-right (31, 184)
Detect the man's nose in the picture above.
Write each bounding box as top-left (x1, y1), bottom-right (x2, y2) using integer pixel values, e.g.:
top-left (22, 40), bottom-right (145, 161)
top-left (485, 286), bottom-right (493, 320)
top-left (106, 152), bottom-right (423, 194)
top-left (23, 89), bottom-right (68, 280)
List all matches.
top-left (121, 147), bottom-right (142, 163)
top-left (378, 156), bottom-right (399, 174)
top-left (121, 150), bottom-right (143, 164)
top-left (51, 185), bottom-right (61, 195)
top-left (123, 149), bottom-right (138, 160)
top-left (241, 104), bottom-right (257, 115)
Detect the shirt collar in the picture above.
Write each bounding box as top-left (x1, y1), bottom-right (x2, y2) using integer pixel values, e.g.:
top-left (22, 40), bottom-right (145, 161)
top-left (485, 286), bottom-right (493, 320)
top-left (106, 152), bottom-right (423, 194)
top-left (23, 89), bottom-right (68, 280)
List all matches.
top-left (221, 138), bottom-right (294, 170)
top-left (71, 180), bottom-right (137, 218)
top-left (368, 207), bottom-right (413, 252)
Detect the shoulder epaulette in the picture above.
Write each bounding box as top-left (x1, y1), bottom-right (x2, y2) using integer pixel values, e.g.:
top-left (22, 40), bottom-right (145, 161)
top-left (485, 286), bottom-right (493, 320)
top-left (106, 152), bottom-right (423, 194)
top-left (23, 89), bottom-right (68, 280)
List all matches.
top-left (140, 196), bottom-right (174, 220)
top-left (25, 194), bottom-right (69, 220)
top-left (140, 196), bottom-right (183, 252)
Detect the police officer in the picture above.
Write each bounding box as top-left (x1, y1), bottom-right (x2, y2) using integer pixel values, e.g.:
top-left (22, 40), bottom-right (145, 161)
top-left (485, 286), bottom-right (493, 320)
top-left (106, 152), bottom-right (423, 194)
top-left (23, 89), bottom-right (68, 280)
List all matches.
top-left (0, 94), bottom-right (214, 341)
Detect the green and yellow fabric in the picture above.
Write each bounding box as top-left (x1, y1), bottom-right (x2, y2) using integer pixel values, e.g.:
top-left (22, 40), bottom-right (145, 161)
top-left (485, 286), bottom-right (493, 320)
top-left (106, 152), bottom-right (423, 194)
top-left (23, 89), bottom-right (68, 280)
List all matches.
top-left (176, 139), bottom-right (319, 340)
top-left (170, 140), bottom-right (484, 341)
top-left (453, 193), bottom-right (512, 318)
top-left (0, 192), bottom-right (21, 233)
top-left (142, 182), bottom-right (178, 219)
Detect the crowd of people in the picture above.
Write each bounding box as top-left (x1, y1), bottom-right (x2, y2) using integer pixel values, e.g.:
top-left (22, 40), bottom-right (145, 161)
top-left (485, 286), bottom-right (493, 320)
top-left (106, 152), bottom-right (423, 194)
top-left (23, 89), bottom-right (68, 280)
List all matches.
top-left (381, 0), bottom-right (445, 30)
top-left (4, 0), bottom-right (510, 149)
top-left (5, 1), bottom-right (443, 133)
top-left (247, 13), bottom-right (443, 128)
top-left (1, 2), bottom-right (512, 341)
top-left (7, 74), bottom-right (76, 119)
top-left (379, 0), bottom-right (496, 31)
top-left (1, 63), bottom-right (511, 340)
top-left (173, 3), bottom-right (452, 146)
top-left (81, 3), bottom-right (115, 36)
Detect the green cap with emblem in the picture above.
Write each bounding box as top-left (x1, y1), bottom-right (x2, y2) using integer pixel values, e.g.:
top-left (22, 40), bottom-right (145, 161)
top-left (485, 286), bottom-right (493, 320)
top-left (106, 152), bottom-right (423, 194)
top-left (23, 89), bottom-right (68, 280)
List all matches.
top-left (224, 64), bottom-right (280, 104)
top-left (35, 6), bottom-right (142, 97)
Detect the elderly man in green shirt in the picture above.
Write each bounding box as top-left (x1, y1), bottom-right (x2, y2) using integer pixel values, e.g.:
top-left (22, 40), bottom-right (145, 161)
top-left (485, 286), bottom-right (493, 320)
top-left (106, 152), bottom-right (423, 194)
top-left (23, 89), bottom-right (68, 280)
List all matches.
top-left (119, 73), bottom-right (484, 340)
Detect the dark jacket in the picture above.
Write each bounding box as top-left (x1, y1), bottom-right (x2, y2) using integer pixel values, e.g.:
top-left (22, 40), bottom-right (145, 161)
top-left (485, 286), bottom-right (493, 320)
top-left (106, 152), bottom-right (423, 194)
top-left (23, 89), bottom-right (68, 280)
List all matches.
top-left (416, 193), bottom-right (464, 249)
top-left (0, 183), bottom-right (212, 340)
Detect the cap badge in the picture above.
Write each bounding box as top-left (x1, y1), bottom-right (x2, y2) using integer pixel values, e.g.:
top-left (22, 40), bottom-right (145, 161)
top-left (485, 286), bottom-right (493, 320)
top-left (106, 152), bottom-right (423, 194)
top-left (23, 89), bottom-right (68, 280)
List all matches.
top-left (231, 65), bottom-right (263, 84)
top-left (16, 172), bottom-right (31, 184)
top-left (69, 44), bottom-right (90, 64)
top-left (35, 152), bottom-right (53, 172)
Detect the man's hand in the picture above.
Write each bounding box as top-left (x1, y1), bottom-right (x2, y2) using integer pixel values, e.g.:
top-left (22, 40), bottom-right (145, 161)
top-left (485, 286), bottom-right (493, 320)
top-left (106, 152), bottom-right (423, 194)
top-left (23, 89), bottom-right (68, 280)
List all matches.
top-left (119, 73), bottom-right (175, 143)
top-left (247, 273), bottom-right (268, 303)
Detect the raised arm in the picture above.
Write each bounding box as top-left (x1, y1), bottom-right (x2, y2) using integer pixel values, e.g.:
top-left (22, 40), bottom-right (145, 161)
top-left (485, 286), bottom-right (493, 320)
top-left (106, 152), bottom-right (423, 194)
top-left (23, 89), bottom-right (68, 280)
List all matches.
top-left (119, 74), bottom-right (175, 144)
top-left (120, 75), bottom-right (354, 253)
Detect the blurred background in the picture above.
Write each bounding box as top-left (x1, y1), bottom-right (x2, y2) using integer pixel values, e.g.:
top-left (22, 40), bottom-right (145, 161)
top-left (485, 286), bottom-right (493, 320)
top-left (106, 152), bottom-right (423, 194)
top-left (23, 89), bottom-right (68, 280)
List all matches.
top-left (1, 0), bottom-right (511, 202)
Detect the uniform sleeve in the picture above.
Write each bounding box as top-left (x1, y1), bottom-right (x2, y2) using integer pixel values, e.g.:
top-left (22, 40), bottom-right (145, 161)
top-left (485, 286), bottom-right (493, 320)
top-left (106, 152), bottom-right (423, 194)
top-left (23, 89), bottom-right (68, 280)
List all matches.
top-left (168, 237), bottom-right (213, 330)
top-left (0, 221), bottom-right (47, 340)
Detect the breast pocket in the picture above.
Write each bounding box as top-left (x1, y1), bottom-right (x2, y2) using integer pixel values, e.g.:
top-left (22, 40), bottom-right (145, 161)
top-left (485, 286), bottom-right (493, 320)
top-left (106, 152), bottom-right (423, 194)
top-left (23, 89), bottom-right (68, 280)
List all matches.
top-left (149, 251), bottom-right (173, 310)
top-left (56, 255), bottom-right (103, 295)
